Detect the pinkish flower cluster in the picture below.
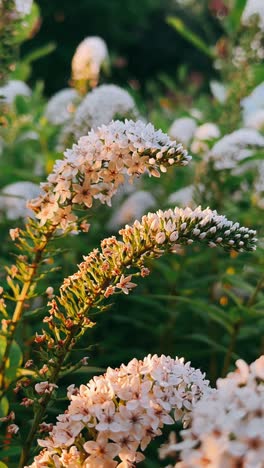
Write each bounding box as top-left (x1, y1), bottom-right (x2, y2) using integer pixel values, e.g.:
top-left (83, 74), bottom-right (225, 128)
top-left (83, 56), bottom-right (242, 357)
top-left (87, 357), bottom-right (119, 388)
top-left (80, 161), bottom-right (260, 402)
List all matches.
top-left (160, 356), bottom-right (264, 468)
top-left (27, 354), bottom-right (210, 468)
top-left (27, 120), bottom-right (191, 230)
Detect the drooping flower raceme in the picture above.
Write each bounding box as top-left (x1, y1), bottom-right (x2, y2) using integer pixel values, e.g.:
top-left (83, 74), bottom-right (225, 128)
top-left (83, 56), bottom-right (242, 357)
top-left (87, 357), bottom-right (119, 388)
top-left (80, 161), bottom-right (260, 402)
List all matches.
top-left (45, 89), bottom-right (81, 125)
top-left (73, 84), bottom-right (138, 139)
top-left (161, 356), bottom-right (264, 468)
top-left (28, 120), bottom-right (191, 230)
top-left (46, 206), bottom-right (257, 330)
top-left (71, 36), bottom-right (109, 87)
top-left (27, 354), bottom-right (210, 468)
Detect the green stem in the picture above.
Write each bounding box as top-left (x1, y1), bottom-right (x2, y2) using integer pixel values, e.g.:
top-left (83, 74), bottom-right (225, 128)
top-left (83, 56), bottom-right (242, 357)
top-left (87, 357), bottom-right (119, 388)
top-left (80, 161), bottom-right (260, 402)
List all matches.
top-left (221, 320), bottom-right (241, 377)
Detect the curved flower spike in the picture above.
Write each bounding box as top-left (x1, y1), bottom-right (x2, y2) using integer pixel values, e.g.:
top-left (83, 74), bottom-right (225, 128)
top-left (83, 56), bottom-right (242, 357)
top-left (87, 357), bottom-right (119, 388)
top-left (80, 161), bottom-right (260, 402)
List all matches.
top-left (53, 206), bottom-right (256, 322)
top-left (28, 120), bottom-right (191, 231)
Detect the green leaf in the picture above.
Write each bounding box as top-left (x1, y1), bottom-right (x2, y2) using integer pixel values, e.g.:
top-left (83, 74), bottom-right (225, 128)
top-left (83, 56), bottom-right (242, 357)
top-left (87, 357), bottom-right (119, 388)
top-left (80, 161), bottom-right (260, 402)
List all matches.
top-left (0, 397), bottom-right (9, 418)
top-left (224, 0), bottom-right (247, 33)
top-left (0, 462), bottom-right (8, 468)
top-left (167, 16), bottom-right (214, 58)
top-left (0, 336), bottom-right (23, 384)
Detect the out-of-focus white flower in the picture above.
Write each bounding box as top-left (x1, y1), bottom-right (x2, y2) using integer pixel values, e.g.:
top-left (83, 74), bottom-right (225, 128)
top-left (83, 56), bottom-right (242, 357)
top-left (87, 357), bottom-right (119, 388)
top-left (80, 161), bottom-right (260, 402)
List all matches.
top-left (163, 356), bottom-right (264, 467)
top-left (0, 182), bottom-right (40, 220)
top-left (167, 185), bottom-right (195, 207)
top-left (244, 109), bottom-right (264, 130)
top-left (194, 123), bottom-right (220, 141)
top-left (45, 89), bottom-right (80, 125)
top-left (168, 118), bottom-right (197, 146)
top-left (107, 191), bottom-right (156, 230)
top-left (210, 81), bottom-right (227, 103)
top-left (15, 0), bottom-right (32, 17)
top-left (209, 128), bottom-right (264, 170)
top-left (0, 80), bottom-right (31, 104)
top-left (242, 0), bottom-right (264, 30)
top-left (71, 36), bottom-right (108, 85)
top-left (73, 84), bottom-right (138, 138)
top-left (241, 83), bottom-right (264, 121)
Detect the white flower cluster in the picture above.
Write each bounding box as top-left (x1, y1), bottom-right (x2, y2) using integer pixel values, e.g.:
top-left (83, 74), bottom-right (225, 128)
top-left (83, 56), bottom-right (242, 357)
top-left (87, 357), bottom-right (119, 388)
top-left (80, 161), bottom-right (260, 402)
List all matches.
top-left (14, 0), bottom-right (32, 17)
top-left (27, 354), bottom-right (210, 468)
top-left (242, 0), bottom-right (264, 30)
top-left (208, 128), bottom-right (264, 170)
top-left (161, 356), bottom-right (264, 468)
top-left (0, 80), bottom-right (31, 104)
top-left (28, 120), bottom-right (191, 230)
top-left (71, 36), bottom-right (108, 86)
top-left (73, 84), bottom-right (138, 139)
top-left (168, 118), bottom-right (220, 154)
top-left (45, 89), bottom-right (81, 125)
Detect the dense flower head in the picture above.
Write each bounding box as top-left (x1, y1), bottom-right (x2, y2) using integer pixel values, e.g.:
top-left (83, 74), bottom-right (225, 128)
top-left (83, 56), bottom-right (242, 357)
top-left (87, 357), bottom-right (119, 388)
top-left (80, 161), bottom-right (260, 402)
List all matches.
top-left (27, 354), bottom-right (210, 468)
top-left (28, 120), bottom-right (191, 230)
top-left (45, 89), bottom-right (81, 125)
top-left (73, 84), bottom-right (138, 139)
top-left (161, 356), bottom-right (264, 468)
top-left (71, 36), bottom-right (108, 86)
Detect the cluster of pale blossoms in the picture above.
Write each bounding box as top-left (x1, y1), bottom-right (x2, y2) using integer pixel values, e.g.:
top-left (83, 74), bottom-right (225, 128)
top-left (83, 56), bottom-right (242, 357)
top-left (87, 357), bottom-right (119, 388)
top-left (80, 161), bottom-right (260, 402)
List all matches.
top-left (45, 89), bottom-right (81, 125)
top-left (27, 355), bottom-right (210, 468)
top-left (71, 36), bottom-right (108, 86)
top-left (160, 356), bottom-right (264, 468)
top-left (28, 120), bottom-right (191, 230)
top-left (73, 85), bottom-right (138, 139)
top-left (169, 117), bottom-right (220, 154)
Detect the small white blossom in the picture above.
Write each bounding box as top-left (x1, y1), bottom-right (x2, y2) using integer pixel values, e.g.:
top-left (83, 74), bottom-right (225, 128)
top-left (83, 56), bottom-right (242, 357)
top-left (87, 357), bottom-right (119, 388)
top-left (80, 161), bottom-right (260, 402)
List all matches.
top-left (73, 84), bottom-right (138, 138)
top-left (210, 81), bottom-right (227, 103)
top-left (14, 0), bottom-right (32, 16)
top-left (242, 0), bottom-right (264, 30)
top-left (194, 123), bottom-right (220, 141)
top-left (0, 80), bottom-right (31, 104)
top-left (45, 88), bottom-right (80, 125)
top-left (71, 36), bottom-right (108, 85)
top-left (107, 191), bottom-right (156, 230)
top-left (0, 182), bottom-right (41, 220)
top-left (168, 118), bottom-right (197, 146)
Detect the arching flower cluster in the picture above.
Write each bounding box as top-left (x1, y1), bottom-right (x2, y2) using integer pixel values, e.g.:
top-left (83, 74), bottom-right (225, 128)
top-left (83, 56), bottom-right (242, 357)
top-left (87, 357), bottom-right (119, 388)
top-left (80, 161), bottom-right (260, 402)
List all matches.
top-left (71, 36), bottom-right (109, 87)
top-left (160, 356), bottom-right (264, 468)
top-left (73, 84), bottom-right (138, 139)
top-left (28, 120), bottom-right (191, 230)
top-left (50, 206), bottom-right (257, 329)
top-left (27, 355), bottom-right (210, 468)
